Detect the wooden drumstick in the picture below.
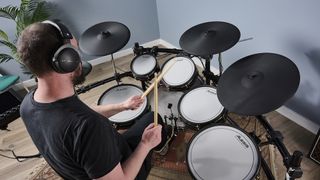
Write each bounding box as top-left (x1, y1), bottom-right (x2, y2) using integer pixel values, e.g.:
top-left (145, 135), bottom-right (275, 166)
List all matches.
top-left (154, 73), bottom-right (158, 126)
top-left (141, 59), bottom-right (177, 98)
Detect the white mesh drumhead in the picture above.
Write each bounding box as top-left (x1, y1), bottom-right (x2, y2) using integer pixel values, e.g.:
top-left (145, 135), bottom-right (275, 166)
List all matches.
top-left (163, 57), bottom-right (195, 86)
top-left (188, 126), bottom-right (259, 180)
top-left (98, 85), bottom-right (147, 123)
top-left (132, 54), bottom-right (156, 75)
top-left (179, 87), bottom-right (224, 123)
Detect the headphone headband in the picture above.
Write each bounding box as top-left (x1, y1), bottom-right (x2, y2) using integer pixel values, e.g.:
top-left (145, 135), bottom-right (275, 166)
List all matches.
top-left (42, 20), bottom-right (73, 40)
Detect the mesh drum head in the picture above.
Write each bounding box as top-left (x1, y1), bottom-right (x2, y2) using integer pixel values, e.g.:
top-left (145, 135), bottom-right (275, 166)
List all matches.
top-left (179, 87), bottom-right (224, 124)
top-left (98, 84), bottom-right (147, 123)
top-left (187, 125), bottom-right (260, 180)
top-left (132, 54), bottom-right (156, 75)
top-left (162, 56), bottom-right (195, 86)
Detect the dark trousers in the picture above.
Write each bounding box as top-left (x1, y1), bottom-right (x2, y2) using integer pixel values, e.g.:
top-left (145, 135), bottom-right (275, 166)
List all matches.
top-left (120, 111), bottom-right (168, 180)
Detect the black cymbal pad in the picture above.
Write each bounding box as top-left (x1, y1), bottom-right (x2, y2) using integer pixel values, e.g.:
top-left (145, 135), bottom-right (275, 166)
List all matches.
top-left (179, 21), bottom-right (240, 56)
top-left (79, 22), bottom-right (130, 56)
top-left (217, 53), bottom-right (300, 115)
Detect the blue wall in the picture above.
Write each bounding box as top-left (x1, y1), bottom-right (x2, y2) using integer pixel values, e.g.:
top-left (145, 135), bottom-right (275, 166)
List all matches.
top-left (0, 0), bottom-right (160, 80)
top-left (1, 0), bottom-right (319, 126)
top-left (156, 0), bottom-right (320, 125)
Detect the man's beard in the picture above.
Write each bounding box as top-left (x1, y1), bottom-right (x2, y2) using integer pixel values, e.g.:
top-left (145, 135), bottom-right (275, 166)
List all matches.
top-left (72, 66), bottom-right (86, 86)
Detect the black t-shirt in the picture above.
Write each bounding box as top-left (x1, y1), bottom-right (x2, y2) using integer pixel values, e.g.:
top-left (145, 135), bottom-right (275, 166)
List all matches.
top-left (20, 91), bottom-right (131, 179)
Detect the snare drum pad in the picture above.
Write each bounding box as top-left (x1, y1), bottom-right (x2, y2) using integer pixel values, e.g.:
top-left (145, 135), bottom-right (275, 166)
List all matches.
top-left (98, 84), bottom-right (147, 123)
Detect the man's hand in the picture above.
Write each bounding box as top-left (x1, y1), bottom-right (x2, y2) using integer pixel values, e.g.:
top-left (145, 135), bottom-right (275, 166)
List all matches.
top-left (141, 123), bottom-right (162, 150)
top-left (122, 95), bottom-right (144, 110)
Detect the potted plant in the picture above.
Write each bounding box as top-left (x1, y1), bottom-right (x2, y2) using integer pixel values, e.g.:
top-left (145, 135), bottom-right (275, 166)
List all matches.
top-left (0, 0), bottom-right (51, 65)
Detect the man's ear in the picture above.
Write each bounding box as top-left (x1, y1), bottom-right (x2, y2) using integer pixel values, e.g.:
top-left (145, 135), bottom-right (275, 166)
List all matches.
top-left (70, 37), bottom-right (78, 48)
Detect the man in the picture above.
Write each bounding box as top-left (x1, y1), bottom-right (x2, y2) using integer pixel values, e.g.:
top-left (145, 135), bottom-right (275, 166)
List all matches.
top-left (18, 22), bottom-right (171, 180)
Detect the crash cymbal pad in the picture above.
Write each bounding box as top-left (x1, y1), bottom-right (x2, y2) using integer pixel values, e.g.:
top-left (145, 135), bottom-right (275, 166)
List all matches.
top-left (79, 21), bottom-right (130, 56)
top-left (179, 21), bottom-right (240, 56)
top-left (217, 53), bottom-right (300, 115)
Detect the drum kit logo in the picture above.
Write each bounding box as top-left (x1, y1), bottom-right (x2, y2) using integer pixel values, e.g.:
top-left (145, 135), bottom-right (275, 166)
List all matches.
top-left (235, 135), bottom-right (249, 149)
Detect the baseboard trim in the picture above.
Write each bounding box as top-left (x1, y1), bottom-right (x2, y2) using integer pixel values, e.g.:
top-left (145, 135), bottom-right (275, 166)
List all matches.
top-left (276, 106), bottom-right (319, 134)
top-left (89, 39), bottom-right (161, 66)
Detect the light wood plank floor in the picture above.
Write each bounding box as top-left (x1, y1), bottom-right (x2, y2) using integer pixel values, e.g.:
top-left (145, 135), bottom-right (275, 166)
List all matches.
top-left (0, 52), bottom-right (319, 180)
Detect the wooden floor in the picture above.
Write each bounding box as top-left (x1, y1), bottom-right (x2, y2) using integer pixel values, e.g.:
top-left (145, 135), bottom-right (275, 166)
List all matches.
top-left (0, 52), bottom-right (319, 180)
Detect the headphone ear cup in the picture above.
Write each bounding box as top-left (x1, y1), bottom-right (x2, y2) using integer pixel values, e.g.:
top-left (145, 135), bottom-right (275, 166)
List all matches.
top-left (52, 44), bottom-right (81, 73)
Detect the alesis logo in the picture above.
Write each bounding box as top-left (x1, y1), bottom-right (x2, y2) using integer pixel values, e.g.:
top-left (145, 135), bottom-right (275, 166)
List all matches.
top-left (235, 135), bottom-right (249, 148)
top-left (116, 88), bottom-right (127, 92)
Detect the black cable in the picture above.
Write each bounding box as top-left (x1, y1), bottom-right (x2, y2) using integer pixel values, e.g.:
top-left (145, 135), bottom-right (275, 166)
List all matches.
top-left (0, 105), bottom-right (21, 130)
top-left (0, 148), bottom-right (41, 162)
top-left (191, 55), bottom-right (205, 69)
top-left (243, 116), bottom-right (251, 131)
top-left (254, 117), bottom-right (257, 133)
top-left (218, 53), bottom-right (223, 76)
top-left (0, 150), bottom-right (17, 160)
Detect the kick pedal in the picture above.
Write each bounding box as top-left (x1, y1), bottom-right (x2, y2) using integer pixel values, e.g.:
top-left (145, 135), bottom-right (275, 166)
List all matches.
top-left (164, 103), bottom-right (179, 136)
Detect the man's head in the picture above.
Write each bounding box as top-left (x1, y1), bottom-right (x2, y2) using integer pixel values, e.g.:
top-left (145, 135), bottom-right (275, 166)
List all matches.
top-left (17, 22), bottom-right (85, 85)
top-left (18, 22), bottom-right (62, 77)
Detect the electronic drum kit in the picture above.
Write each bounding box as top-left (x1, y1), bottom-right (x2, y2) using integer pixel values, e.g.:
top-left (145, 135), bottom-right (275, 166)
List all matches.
top-left (78, 21), bottom-right (303, 180)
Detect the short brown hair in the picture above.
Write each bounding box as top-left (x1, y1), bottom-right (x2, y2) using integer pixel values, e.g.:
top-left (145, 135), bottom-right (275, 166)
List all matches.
top-left (17, 22), bottom-right (63, 77)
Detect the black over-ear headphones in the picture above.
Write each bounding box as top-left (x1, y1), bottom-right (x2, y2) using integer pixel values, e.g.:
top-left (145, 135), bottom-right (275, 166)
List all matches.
top-left (42, 20), bottom-right (81, 73)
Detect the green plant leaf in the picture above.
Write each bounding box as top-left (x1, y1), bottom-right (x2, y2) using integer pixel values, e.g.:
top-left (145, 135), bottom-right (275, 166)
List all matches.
top-left (0, 39), bottom-right (18, 61)
top-left (20, 0), bottom-right (31, 11)
top-left (0, 29), bottom-right (9, 41)
top-left (15, 0), bottom-right (51, 37)
top-left (0, 5), bottom-right (19, 20)
top-left (0, 0), bottom-right (51, 66)
top-left (31, 2), bottom-right (50, 22)
top-left (16, 10), bottom-right (28, 36)
top-left (0, 40), bottom-right (16, 51)
top-left (0, 53), bottom-right (14, 63)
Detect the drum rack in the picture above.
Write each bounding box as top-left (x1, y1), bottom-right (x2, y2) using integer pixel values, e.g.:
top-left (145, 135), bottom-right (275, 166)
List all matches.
top-left (76, 71), bottom-right (133, 94)
top-left (133, 42), bottom-right (184, 56)
top-left (133, 42), bottom-right (222, 86)
top-left (225, 114), bottom-right (303, 180)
